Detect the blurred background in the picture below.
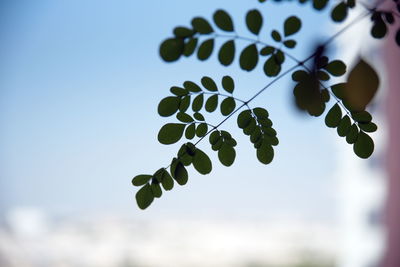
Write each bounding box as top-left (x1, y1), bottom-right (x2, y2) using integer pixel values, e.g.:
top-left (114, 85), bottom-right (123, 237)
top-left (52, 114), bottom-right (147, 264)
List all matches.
top-left (1, 0), bottom-right (398, 266)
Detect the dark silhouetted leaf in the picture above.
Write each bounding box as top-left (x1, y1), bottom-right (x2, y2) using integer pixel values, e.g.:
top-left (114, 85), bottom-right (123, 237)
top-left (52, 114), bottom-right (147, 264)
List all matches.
top-left (325, 103), bottom-right (342, 128)
top-left (158, 96), bottom-right (180, 117)
top-left (271, 30), bottom-right (282, 42)
top-left (253, 107), bottom-right (269, 118)
top-left (177, 112), bottom-right (193, 123)
top-left (193, 148), bottom-right (212, 174)
top-left (218, 143), bottom-right (236, 166)
top-left (264, 55), bottom-right (281, 77)
top-left (132, 175), bottom-right (152, 186)
top-left (170, 86), bottom-right (189, 96)
top-left (353, 131), bottom-right (374, 159)
top-left (213, 10), bottom-right (234, 32)
top-left (196, 123), bottom-right (208, 137)
top-left (205, 94), bottom-right (218, 112)
top-left (325, 60), bottom-right (346, 76)
top-left (197, 39), bottom-right (214, 61)
top-left (346, 124), bottom-right (359, 144)
top-left (201, 76), bottom-right (218, 91)
top-left (317, 70), bottom-right (330, 81)
top-left (183, 38), bottom-right (198, 57)
top-left (172, 161), bottom-right (188, 185)
top-left (283, 40), bottom-right (296, 48)
top-left (331, 83), bottom-right (346, 99)
top-left (260, 46), bottom-right (275, 55)
top-left (193, 112), bottom-right (205, 121)
top-left (222, 76), bottom-right (234, 93)
top-left (218, 40), bottom-right (235, 66)
top-left (136, 184), bottom-right (154, 210)
top-left (337, 115), bottom-right (351, 137)
top-left (331, 2), bottom-right (348, 22)
top-left (159, 38), bottom-right (184, 62)
top-left (246, 9), bottom-right (263, 35)
top-left (158, 123), bottom-right (186, 144)
top-left (191, 17), bottom-right (213, 34)
top-left (371, 18), bottom-right (387, 38)
top-left (313, 0), bottom-right (329, 10)
top-left (352, 111), bottom-right (372, 123)
top-left (179, 95), bottom-right (190, 112)
top-left (209, 131), bottom-right (221, 145)
top-left (185, 123), bottom-right (195, 139)
top-left (284, 16), bottom-right (302, 36)
top-left (256, 144), bottom-right (274, 164)
top-left (345, 58), bottom-right (379, 111)
top-left (161, 170), bottom-right (174, 191)
top-left (237, 110), bottom-right (252, 129)
top-left (220, 97), bottom-right (236, 116)
top-left (173, 27), bottom-right (195, 38)
top-left (358, 122), bottom-right (378, 133)
top-left (183, 81), bottom-right (202, 92)
top-left (192, 94), bottom-right (204, 112)
top-left (151, 182), bottom-right (162, 198)
top-left (240, 44), bottom-right (259, 71)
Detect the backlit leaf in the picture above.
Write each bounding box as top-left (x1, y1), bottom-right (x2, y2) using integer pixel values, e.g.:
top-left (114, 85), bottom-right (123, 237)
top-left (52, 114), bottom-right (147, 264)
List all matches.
top-left (325, 103), bottom-right (342, 128)
top-left (192, 148), bottom-right (212, 174)
top-left (158, 96), bottom-right (180, 117)
top-left (220, 97), bottom-right (236, 116)
top-left (222, 76), bottom-right (234, 93)
top-left (197, 39), bottom-right (214, 61)
top-left (353, 131), bottom-right (374, 159)
top-left (240, 44), bottom-right (259, 71)
top-left (284, 16), bottom-right (301, 36)
top-left (191, 17), bottom-right (213, 34)
top-left (158, 123), bottom-right (186, 144)
top-left (132, 175), bottom-right (152, 186)
top-left (205, 94), bottom-right (218, 112)
top-left (201, 76), bottom-right (218, 91)
top-left (136, 184), bottom-right (154, 210)
top-left (159, 38), bottom-right (184, 62)
top-left (218, 143), bottom-right (236, 166)
top-left (218, 40), bottom-right (235, 66)
top-left (246, 9), bottom-right (263, 35)
top-left (213, 9), bottom-right (234, 32)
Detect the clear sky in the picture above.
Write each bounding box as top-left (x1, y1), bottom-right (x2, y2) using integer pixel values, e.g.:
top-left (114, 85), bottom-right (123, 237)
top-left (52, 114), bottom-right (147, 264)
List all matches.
top-left (0, 0), bottom-right (343, 222)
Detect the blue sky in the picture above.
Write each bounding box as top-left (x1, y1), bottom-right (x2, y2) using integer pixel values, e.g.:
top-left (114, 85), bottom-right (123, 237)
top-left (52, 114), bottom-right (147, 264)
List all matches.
top-left (0, 0), bottom-right (342, 221)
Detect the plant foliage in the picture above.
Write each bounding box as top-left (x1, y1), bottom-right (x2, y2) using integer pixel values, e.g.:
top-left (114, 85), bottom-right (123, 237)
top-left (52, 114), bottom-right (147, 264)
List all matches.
top-left (132, 0), bottom-right (399, 209)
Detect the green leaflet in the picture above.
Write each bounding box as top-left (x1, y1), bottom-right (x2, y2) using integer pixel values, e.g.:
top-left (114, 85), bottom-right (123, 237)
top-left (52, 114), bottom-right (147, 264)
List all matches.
top-left (222, 76), bottom-right (234, 93)
top-left (191, 17), bottom-right (213, 34)
top-left (218, 143), bottom-right (236, 166)
top-left (218, 40), bottom-right (235, 66)
top-left (136, 184), bottom-right (154, 210)
top-left (220, 97), bottom-right (236, 116)
top-left (159, 38), bottom-right (184, 62)
top-left (132, 175), bottom-right (152, 187)
top-left (284, 16), bottom-right (301, 36)
top-left (240, 44), bottom-right (259, 71)
top-left (325, 104), bottom-right (342, 128)
top-left (205, 94), bottom-right (218, 112)
top-left (353, 131), bottom-right (374, 159)
top-left (158, 123), bottom-right (186, 145)
top-left (192, 148), bottom-right (212, 174)
top-left (246, 9), bottom-right (263, 35)
top-left (197, 39), bottom-right (214, 61)
top-left (213, 9), bottom-right (234, 32)
top-left (158, 96), bottom-right (180, 117)
top-left (201, 76), bottom-right (218, 91)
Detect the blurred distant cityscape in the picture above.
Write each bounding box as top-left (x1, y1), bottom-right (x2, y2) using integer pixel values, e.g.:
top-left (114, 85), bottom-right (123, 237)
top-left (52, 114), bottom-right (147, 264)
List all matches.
top-left (0, 208), bottom-right (336, 267)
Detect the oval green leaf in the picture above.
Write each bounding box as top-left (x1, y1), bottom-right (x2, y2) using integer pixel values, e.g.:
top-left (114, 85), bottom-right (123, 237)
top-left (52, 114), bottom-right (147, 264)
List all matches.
top-left (284, 16), bottom-right (301, 36)
top-left (239, 44), bottom-right (259, 71)
top-left (197, 38), bottom-right (214, 61)
top-left (191, 17), bottom-right (213, 34)
top-left (246, 9), bottom-right (263, 35)
top-left (192, 148), bottom-right (212, 174)
top-left (353, 131), bottom-right (374, 159)
top-left (213, 9), bottom-right (234, 32)
top-left (325, 103), bottom-right (342, 128)
top-left (220, 97), bottom-right (236, 116)
top-left (218, 40), bottom-right (235, 66)
top-left (222, 76), bottom-right (234, 93)
top-left (205, 94), bottom-right (218, 112)
top-left (158, 96), bottom-right (180, 117)
top-left (158, 123), bottom-right (186, 145)
top-left (218, 143), bottom-right (236, 166)
top-left (136, 184), bottom-right (154, 210)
